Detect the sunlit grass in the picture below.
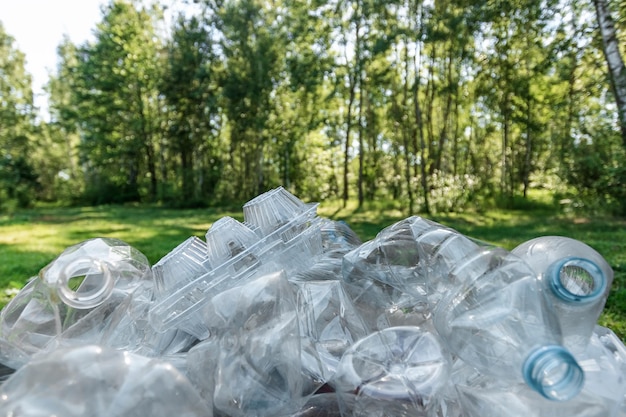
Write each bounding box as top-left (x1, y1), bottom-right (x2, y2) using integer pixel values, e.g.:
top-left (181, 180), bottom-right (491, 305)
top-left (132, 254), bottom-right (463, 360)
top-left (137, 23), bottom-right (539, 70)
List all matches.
top-left (0, 200), bottom-right (625, 340)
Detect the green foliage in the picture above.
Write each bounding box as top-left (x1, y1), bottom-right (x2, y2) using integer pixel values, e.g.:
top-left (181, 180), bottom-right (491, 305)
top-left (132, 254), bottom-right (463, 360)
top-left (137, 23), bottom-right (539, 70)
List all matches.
top-left (0, 0), bottom-right (624, 215)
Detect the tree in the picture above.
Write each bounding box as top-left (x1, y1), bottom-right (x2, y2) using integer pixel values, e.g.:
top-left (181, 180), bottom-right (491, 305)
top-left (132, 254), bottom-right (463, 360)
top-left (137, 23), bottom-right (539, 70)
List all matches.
top-left (160, 14), bottom-right (222, 204)
top-left (593, 0), bottom-right (626, 146)
top-left (70, 0), bottom-right (164, 203)
top-left (0, 22), bottom-right (38, 208)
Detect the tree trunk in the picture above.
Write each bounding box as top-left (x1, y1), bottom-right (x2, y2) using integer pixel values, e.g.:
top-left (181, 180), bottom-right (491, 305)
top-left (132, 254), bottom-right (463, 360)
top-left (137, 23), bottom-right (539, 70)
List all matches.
top-left (593, 0), bottom-right (626, 146)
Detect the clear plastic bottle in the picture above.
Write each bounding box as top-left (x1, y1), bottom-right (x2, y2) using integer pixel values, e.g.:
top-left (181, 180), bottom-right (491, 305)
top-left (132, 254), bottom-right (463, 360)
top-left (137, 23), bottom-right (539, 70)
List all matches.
top-left (451, 325), bottom-right (626, 417)
top-left (433, 247), bottom-right (584, 401)
top-left (0, 238), bottom-right (162, 368)
top-left (332, 326), bottom-right (451, 417)
top-left (0, 344), bottom-right (212, 417)
top-left (185, 270), bottom-right (308, 417)
top-left (512, 236), bottom-right (613, 353)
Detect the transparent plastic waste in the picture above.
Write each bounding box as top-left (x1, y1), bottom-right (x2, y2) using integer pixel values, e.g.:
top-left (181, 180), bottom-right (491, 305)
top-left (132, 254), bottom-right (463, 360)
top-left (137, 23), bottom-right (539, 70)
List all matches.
top-left (332, 326), bottom-right (451, 417)
top-left (512, 236), bottom-right (614, 353)
top-left (451, 326), bottom-right (626, 417)
top-left (293, 256), bottom-right (369, 382)
top-left (595, 325), bottom-right (626, 416)
top-left (0, 344), bottom-right (212, 417)
top-left (0, 238), bottom-right (171, 368)
top-left (149, 187), bottom-right (324, 339)
top-left (152, 236), bottom-right (211, 297)
top-left (185, 270), bottom-right (309, 417)
top-left (341, 216), bottom-right (482, 331)
top-left (287, 393), bottom-right (342, 417)
top-left (319, 218), bottom-right (362, 255)
top-left (433, 247), bottom-right (584, 401)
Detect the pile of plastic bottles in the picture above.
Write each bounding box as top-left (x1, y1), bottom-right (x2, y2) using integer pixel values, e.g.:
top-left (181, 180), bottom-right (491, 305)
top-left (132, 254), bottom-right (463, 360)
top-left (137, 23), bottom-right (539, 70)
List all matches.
top-left (0, 186), bottom-right (624, 417)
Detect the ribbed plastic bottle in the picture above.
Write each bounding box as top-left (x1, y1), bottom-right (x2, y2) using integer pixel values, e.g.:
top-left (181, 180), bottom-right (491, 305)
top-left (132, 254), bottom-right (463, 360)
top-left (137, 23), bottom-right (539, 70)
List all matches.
top-left (512, 236), bottom-right (613, 353)
top-left (433, 247), bottom-right (584, 401)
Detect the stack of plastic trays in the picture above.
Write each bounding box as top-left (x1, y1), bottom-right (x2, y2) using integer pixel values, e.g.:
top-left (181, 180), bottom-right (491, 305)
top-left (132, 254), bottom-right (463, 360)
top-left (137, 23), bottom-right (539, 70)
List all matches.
top-left (149, 187), bottom-right (324, 339)
top-left (152, 236), bottom-right (211, 298)
top-left (149, 218), bottom-right (263, 339)
top-left (242, 186), bottom-right (324, 278)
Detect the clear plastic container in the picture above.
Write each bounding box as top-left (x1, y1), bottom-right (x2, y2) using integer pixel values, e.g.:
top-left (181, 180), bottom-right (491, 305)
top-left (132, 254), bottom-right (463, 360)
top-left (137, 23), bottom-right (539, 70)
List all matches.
top-left (149, 189), bottom-right (324, 339)
top-left (152, 236), bottom-right (211, 297)
top-left (0, 344), bottom-right (212, 417)
top-left (185, 270), bottom-right (307, 417)
top-left (293, 256), bottom-right (369, 382)
top-left (512, 236), bottom-right (614, 353)
top-left (333, 326), bottom-right (451, 417)
top-left (0, 238), bottom-right (160, 368)
top-left (433, 247), bottom-right (584, 401)
top-left (452, 326), bottom-right (626, 416)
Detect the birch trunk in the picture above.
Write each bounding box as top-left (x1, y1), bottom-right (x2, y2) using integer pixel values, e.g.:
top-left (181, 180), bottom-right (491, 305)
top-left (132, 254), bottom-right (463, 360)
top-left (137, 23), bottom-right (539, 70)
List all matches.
top-left (593, 0), bottom-right (626, 146)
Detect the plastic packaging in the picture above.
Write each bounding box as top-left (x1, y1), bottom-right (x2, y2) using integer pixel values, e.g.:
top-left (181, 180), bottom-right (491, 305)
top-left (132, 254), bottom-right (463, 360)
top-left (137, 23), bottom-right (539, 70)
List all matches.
top-left (0, 344), bottom-right (212, 417)
top-left (433, 247), bottom-right (584, 401)
top-left (341, 216), bottom-right (483, 331)
top-left (512, 236), bottom-right (614, 353)
top-left (185, 270), bottom-right (309, 417)
top-left (293, 256), bottom-right (369, 382)
top-left (0, 238), bottom-right (160, 368)
top-left (152, 236), bottom-right (211, 297)
top-left (149, 187), bottom-right (325, 339)
top-left (452, 327), bottom-right (626, 416)
top-left (332, 326), bottom-right (451, 417)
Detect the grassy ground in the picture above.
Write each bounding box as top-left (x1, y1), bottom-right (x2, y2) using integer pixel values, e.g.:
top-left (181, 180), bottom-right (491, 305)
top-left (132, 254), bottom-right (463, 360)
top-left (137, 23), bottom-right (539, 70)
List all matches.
top-left (1, 199), bottom-right (625, 339)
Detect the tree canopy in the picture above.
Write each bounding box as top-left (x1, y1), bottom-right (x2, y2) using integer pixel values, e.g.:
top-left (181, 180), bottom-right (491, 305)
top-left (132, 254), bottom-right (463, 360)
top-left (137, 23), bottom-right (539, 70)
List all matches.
top-left (1, 0), bottom-right (625, 214)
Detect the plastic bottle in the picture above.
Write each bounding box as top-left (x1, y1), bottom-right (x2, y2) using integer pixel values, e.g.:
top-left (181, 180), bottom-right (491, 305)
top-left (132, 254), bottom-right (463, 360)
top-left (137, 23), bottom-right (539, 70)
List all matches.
top-left (433, 247), bottom-right (584, 401)
top-left (341, 216), bottom-right (482, 331)
top-left (332, 326), bottom-right (451, 417)
top-left (512, 236), bottom-right (613, 353)
top-left (451, 325), bottom-right (626, 417)
top-left (0, 344), bottom-right (212, 417)
top-left (185, 270), bottom-right (308, 417)
top-left (293, 256), bottom-right (369, 382)
top-left (0, 238), bottom-right (159, 368)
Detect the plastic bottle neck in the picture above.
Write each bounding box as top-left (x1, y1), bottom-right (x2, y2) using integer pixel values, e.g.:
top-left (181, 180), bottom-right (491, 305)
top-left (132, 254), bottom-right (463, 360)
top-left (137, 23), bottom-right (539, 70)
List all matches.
top-left (522, 345), bottom-right (584, 401)
top-left (547, 257), bottom-right (605, 304)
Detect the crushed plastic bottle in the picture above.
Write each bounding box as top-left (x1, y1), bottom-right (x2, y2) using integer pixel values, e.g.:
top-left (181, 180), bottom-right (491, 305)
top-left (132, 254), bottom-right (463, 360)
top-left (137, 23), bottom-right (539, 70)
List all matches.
top-left (451, 325), bottom-right (626, 416)
top-left (332, 326), bottom-right (451, 417)
top-left (512, 236), bottom-right (614, 353)
top-left (0, 344), bottom-right (212, 417)
top-left (293, 256), bottom-right (369, 382)
top-left (0, 238), bottom-right (176, 368)
top-left (433, 247), bottom-right (584, 401)
top-left (185, 270), bottom-right (310, 417)
top-left (341, 216), bottom-right (482, 331)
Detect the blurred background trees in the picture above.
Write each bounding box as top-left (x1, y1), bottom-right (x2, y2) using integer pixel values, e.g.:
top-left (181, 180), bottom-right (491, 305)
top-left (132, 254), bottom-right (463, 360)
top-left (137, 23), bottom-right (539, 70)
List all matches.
top-left (1, 0), bottom-right (625, 214)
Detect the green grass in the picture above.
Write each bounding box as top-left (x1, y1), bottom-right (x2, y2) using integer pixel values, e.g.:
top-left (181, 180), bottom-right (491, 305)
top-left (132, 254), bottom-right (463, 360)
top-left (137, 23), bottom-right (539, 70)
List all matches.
top-left (1, 200), bottom-right (625, 340)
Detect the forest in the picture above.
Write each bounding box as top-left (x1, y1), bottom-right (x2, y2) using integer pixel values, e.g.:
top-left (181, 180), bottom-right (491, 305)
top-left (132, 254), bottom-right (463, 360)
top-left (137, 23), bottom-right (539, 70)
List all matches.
top-left (1, 0), bottom-right (625, 214)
